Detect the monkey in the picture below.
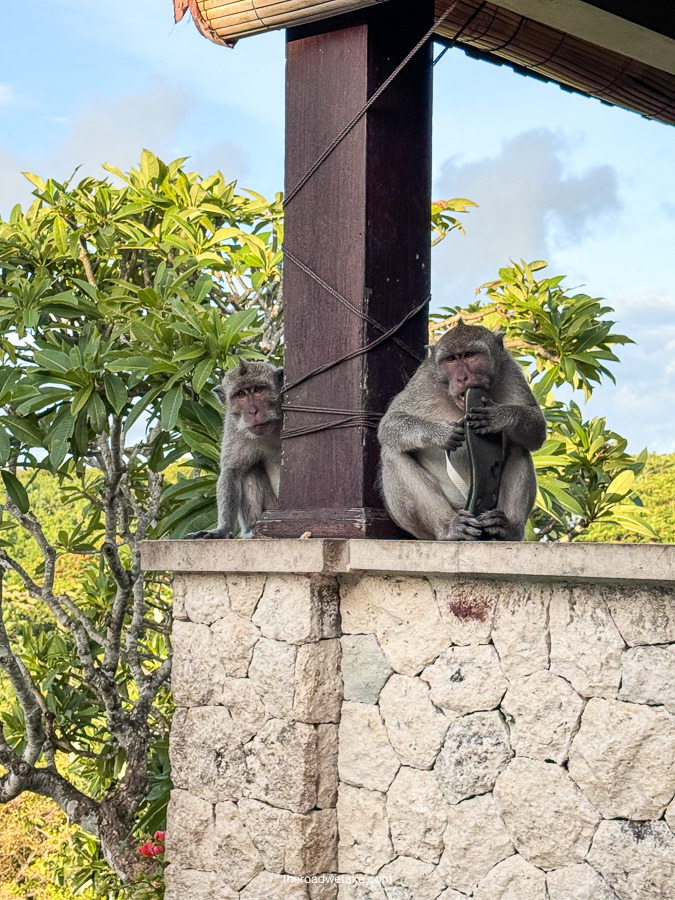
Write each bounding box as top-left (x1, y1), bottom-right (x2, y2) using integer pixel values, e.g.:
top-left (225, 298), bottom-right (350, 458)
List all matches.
top-left (378, 320), bottom-right (546, 541)
top-left (185, 359), bottom-right (283, 539)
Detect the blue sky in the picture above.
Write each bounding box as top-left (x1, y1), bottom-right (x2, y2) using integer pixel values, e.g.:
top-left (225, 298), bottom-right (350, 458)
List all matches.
top-left (2, 0), bottom-right (674, 452)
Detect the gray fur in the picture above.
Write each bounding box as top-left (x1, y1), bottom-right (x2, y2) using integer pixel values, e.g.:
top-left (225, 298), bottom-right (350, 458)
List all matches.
top-left (378, 322), bottom-right (546, 541)
top-left (185, 360), bottom-right (282, 539)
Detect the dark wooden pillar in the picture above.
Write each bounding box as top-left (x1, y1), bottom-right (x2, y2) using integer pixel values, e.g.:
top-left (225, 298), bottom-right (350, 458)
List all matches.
top-left (258, 0), bottom-right (434, 539)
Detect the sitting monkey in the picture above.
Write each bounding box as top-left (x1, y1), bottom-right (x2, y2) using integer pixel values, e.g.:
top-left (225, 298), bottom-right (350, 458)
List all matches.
top-left (378, 320), bottom-right (546, 541)
top-left (186, 359), bottom-right (283, 539)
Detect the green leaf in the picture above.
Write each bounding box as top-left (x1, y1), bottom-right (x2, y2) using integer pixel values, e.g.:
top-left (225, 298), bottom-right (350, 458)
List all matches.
top-left (52, 216), bottom-right (68, 254)
top-left (87, 393), bottom-right (108, 434)
top-left (49, 410), bottom-right (75, 468)
top-left (0, 428), bottom-right (10, 467)
top-left (22, 171), bottom-right (46, 191)
top-left (606, 470), bottom-right (635, 498)
top-left (192, 358), bottom-right (214, 394)
top-left (34, 349), bottom-right (72, 374)
top-left (104, 373), bottom-right (128, 414)
top-left (2, 471), bottom-right (29, 513)
top-left (161, 386), bottom-right (183, 431)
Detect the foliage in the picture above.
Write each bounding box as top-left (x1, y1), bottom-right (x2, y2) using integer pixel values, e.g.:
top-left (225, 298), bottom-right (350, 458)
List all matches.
top-left (582, 453), bottom-right (675, 543)
top-left (430, 260), bottom-right (655, 541)
top-left (0, 794), bottom-right (82, 900)
top-left (431, 198), bottom-right (478, 246)
top-left (0, 151), bottom-right (280, 887)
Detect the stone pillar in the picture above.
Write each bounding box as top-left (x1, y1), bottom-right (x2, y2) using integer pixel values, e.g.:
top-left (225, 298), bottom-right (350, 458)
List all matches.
top-left (141, 540), bottom-right (675, 900)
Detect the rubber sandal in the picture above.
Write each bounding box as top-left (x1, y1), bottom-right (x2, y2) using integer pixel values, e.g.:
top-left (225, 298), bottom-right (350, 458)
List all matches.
top-left (464, 386), bottom-right (504, 516)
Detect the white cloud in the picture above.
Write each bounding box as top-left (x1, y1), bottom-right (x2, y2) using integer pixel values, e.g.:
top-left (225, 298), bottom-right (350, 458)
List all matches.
top-left (431, 128), bottom-right (621, 307)
top-left (0, 78), bottom-right (250, 214)
top-left (0, 84), bottom-right (15, 106)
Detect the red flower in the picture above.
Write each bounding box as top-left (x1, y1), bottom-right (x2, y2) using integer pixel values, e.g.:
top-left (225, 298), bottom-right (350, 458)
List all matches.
top-left (138, 842), bottom-right (155, 858)
top-left (154, 831), bottom-right (166, 842)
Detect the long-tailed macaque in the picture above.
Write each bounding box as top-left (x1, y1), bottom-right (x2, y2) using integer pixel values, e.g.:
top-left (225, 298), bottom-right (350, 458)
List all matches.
top-left (378, 321), bottom-right (546, 541)
top-left (186, 359), bottom-right (283, 539)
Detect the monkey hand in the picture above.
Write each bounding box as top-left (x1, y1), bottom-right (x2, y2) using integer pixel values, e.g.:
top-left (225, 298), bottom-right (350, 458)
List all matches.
top-left (475, 508), bottom-right (510, 540)
top-left (444, 509), bottom-right (483, 541)
top-left (437, 420), bottom-right (465, 452)
top-left (466, 398), bottom-right (507, 435)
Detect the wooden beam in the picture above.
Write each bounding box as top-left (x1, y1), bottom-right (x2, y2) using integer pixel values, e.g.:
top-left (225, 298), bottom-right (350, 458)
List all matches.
top-left (258, 0), bottom-right (434, 538)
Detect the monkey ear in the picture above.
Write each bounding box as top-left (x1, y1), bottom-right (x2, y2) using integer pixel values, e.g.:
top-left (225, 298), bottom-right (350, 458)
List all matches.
top-left (212, 383), bottom-right (226, 402)
top-left (237, 358), bottom-right (249, 376)
top-left (456, 317), bottom-right (465, 327)
top-left (274, 367), bottom-right (284, 388)
top-left (494, 331), bottom-right (505, 346)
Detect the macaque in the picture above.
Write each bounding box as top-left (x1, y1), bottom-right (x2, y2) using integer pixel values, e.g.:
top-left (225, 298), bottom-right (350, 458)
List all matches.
top-left (378, 320), bottom-right (546, 541)
top-left (186, 359), bottom-right (283, 539)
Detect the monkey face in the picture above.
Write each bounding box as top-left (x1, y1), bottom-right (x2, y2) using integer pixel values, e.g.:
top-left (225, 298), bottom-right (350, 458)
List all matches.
top-left (434, 323), bottom-right (502, 406)
top-left (230, 383), bottom-right (279, 435)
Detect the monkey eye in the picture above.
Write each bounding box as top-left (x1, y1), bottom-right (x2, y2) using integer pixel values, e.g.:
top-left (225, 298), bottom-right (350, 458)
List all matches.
top-left (446, 354), bottom-right (457, 363)
top-left (252, 385), bottom-right (265, 394)
top-left (235, 389), bottom-right (246, 398)
top-left (465, 351), bottom-right (476, 359)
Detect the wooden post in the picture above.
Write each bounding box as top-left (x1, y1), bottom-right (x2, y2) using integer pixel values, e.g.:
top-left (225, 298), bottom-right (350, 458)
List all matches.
top-left (258, 0), bottom-right (434, 539)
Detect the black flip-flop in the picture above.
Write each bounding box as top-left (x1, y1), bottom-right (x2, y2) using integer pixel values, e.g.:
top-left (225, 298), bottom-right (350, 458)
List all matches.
top-left (464, 386), bottom-right (504, 516)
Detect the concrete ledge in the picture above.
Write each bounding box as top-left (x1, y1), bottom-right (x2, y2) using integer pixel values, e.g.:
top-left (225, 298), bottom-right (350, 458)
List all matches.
top-left (141, 539), bottom-right (675, 584)
top-left (140, 538), bottom-right (350, 574)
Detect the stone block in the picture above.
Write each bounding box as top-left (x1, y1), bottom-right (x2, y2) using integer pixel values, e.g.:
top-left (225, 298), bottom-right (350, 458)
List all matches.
top-left (432, 578), bottom-right (496, 644)
top-left (227, 573), bottom-right (266, 618)
top-left (316, 724), bottom-right (339, 808)
top-left (546, 862), bottom-right (618, 900)
top-left (340, 575), bottom-right (450, 675)
top-left (171, 620), bottom-right (226, 707)
top-left (240, 871), bottom-right (309, 898)
top-left (341, 634), bottom-right (392, 704)
top-left (220, 677), bottom-right (268, 742)
top-left (379, 674), bottom-right (450, 768)
top-left (170, 708), bottom-right (246, 803)
top-left (493, 758), bottom-right (601, 870)
top-left (473, 854), bottom-right (548, 900)
top-left (434, 710), bottom-right (512, 805)
top-left (309, 884), bottom-right (338, 900)
top-left (605, 584), bottom-right (675, 646)
top-left (588, 820), bottom-right (675, 900)
top-left (165, 789), bottom-right (215, 871)
top-left (338, 702), bottom-right (400, 792)
top-left (249, 637), bottom-right (297, 718)
top-left (337, 876), bottom-right (387, 899)
top-left (286, 808), bottom-right (338, 876)
top-left (549, 588), bottom-right (624, 698)
top-left (293, 640), bottom-right (343, 724)
top-left (491, 583), bottom-right (550, 679)
top-left (568, 698), bottom-right (675, 819)
top-left (387, 766), bottom-right (447, 864)
top-left (421, 644), bottom-right (508, 715)
top-left (253, 575), bottom-right (339, 644)
top-left (210, 610), bottom-right (260, 677)
top-left (379, 856), bottom-right (445, 900)
top-left (213, 800), bottom-right (264, 890)
top-left (164, 865), bottom-right (238, 900)
top-left (244, 718), bottom-right (318, 813)
top-left (337, 784), bottom-right (395, 875)
top-left (619, 644), bottom-right (675, 713)
top-left (501, 670), bottom-right (584, 764)
top-left (182, 573), bottom-right (230, 624)
top-left (171, 573), bottom-right (188, 620)
top-left (439, 793), bottom-right (514, 893)
top-left (238, 797), bottom-right (292, 872)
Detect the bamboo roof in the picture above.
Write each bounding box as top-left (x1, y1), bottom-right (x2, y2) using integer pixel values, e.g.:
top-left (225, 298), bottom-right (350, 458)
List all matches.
top-left (173, 0), bottom-right (675, 127)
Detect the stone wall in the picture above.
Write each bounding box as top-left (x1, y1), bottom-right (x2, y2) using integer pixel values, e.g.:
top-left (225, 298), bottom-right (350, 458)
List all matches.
top-left (141, 540), bottom-right (675, 900)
